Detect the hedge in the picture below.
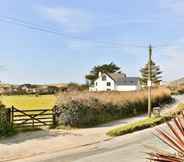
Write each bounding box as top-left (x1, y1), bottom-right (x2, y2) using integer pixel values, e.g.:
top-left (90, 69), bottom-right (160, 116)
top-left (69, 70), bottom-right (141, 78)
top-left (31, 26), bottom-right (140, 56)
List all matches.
top-left (55, 89), bottom-right (172, 127)
top-left (0, 104), bottom-right (15, 137)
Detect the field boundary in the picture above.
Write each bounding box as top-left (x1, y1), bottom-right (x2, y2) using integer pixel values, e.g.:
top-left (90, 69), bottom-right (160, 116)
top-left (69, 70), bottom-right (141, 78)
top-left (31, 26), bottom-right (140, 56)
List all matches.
top-left (10, 106), bottom-right (56, 128)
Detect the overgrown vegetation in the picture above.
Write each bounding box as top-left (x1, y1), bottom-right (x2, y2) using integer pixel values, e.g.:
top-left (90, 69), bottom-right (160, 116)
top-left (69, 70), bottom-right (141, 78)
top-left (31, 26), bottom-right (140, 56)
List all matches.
top-left (168, 84), bottom-right (184, 95)
top-left (56, 87), bottom-right (172, 127)
top-left (0, 103), bottom-right (16, 137)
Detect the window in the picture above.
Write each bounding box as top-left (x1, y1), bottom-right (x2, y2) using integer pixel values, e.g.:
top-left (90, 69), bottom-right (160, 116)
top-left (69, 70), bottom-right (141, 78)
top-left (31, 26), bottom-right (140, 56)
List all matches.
top-left (96, 82), bottom-right (98, 86)
top-left (102, 75), bottom-right (107, 81)
top-left (107, 82), bottom-right (111, 86)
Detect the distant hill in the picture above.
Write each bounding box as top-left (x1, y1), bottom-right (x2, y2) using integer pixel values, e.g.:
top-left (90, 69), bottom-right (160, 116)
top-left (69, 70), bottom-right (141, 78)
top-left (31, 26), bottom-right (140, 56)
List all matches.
top-left (47, 83), bottom-right (67, 88)
top-left (169, 77), bottom-right (184, 86)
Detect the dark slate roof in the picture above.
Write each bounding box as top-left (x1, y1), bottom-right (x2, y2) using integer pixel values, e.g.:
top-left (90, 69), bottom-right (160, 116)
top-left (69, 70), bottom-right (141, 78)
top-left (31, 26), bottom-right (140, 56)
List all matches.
top-left (107, 73), bottom-right (126, 82)
top-left (106, 73), bottom-right (139, 85)
top-left (116, 77), bottom-right (139, 85)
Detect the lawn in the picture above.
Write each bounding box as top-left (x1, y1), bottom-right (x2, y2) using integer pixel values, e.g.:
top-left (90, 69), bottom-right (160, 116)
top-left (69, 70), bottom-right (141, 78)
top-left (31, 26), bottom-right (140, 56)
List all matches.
top-left (0, 95), bottom-right (57, 109)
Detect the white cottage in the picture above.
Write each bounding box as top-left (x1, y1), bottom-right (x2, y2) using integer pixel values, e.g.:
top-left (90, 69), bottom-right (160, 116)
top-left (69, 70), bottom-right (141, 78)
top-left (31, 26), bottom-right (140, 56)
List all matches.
top-left (89, 72), bottom-right (140, 92)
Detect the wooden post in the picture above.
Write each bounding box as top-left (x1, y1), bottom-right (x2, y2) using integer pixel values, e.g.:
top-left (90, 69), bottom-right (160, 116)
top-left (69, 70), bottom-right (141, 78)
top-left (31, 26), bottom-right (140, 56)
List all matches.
top-left (148, 45), bottom-right (152, 118)
top-left (52, 106), bottom-right (57, 127)
top-left (11, 106), bottom-right (14, 128)
top-left (7, 108), bottom-right (11, 127)
top-left (32, 118), bottom-right (34, 127)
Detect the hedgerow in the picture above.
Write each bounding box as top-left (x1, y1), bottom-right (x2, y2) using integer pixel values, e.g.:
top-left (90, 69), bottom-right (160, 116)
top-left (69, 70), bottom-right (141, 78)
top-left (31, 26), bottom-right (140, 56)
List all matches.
top-left (56, 88), bottom-right (172, 127)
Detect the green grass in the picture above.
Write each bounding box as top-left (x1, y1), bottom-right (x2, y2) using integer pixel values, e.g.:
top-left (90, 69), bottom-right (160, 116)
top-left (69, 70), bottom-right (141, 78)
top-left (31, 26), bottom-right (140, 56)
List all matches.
top-left (107, 103), bottom-right (184, 137)
top-left (0, 95), bottom-right (57, 109)
top-left (107, 116), bottom-right (171, 137)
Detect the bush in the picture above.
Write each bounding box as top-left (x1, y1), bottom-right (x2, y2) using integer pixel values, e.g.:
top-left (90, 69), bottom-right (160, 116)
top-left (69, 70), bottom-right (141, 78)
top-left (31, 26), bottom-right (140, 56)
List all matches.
top-left (0, 103), bottom-right (16, 137)
top-left (55, 88), bottom-right (172, 127)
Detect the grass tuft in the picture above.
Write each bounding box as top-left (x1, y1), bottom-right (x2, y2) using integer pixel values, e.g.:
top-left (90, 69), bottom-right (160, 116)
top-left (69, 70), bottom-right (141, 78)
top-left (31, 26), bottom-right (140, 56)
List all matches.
top-left (107, 104), bottom-right (184, 137)
top-left (107, 116), bottom-right (171, 137)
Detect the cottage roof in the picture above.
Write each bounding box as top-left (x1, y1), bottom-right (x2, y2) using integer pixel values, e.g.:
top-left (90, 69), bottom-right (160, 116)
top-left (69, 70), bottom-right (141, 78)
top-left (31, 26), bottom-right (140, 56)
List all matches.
top-left (106, 73), bottom-right (139, 85)
top-left (116, 77), bottom-right (139, 85)
top-left (107, 72), bottom-right (126, 82)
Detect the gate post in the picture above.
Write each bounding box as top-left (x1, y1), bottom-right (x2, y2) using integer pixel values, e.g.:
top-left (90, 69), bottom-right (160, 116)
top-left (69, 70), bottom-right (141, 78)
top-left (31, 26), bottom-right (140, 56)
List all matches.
top-left (7, 108), bottom-right (11, 126)
top-left (52, 106), bottom-right (57, 127)
top-left (11, 106), bottom-right (14, 128)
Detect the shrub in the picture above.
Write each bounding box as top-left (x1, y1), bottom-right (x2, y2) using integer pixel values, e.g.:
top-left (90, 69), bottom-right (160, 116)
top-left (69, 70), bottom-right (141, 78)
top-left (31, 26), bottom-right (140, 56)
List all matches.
top-left (0, 103), bottom-right (15, 137)
top-left (55, 88), bottom-right (172, 127)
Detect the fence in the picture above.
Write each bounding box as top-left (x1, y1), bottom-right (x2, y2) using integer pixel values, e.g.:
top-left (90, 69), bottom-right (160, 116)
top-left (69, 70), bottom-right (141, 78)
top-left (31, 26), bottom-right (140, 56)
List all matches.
top-left (11, 106), bottom-right (56, 128)
top-left (0, 106), bottom-right (57, 129)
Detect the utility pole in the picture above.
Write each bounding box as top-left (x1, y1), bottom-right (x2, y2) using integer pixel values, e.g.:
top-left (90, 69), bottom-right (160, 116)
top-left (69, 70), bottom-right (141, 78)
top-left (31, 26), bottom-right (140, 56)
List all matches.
top-left (148, 45), bottom-right (152, 118)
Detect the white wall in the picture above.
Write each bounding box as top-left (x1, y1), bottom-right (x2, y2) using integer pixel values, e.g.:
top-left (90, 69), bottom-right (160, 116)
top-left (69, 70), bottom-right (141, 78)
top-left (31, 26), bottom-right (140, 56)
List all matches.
top-left (91, 74), bottom-right (115, 91)
top-left (115, 85), bottom-right (138, 91)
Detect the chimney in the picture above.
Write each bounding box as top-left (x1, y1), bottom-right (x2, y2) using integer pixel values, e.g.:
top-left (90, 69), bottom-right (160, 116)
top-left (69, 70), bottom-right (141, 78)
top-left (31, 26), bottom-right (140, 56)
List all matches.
top-left (98, 71), bottom-right (102, 77)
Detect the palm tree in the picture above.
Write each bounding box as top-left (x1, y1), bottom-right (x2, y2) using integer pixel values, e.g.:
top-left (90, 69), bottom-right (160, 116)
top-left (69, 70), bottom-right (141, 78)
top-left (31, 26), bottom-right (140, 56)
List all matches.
top-left (147, 112), bottom-right (184, 162)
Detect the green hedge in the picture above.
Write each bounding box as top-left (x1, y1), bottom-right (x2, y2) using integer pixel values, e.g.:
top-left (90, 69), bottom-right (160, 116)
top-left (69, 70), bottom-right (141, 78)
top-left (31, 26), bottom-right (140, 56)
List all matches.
top-left (56, 92), bottom-right (172, 127)
top-left (107, 116), bottom-right (172, 137)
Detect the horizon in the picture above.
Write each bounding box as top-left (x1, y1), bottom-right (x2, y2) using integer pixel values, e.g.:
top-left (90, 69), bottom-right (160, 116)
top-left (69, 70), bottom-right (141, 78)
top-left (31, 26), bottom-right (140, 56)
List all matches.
top-left (0, 0), bottom-right (184, 84)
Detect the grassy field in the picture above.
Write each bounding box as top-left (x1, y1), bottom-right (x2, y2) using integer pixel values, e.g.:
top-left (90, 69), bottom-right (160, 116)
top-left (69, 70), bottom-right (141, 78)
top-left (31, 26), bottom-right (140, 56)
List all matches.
top-left (0, 95), bottom-right (57, 109)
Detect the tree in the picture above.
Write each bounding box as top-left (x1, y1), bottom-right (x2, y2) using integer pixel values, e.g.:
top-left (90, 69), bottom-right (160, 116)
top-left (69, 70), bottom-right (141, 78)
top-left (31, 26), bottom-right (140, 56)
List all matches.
top-left (140, 60), bottom-right (162, 86)
top-left (85, 62), bottom-right (120, 85)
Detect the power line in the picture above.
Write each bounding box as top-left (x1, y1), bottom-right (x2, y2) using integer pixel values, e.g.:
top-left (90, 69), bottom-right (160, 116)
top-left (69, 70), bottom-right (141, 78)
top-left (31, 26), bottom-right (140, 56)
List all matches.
top-left (0, 15), bottom-right (149, 49)
top-left (0, 15), bottom-right (180, 50)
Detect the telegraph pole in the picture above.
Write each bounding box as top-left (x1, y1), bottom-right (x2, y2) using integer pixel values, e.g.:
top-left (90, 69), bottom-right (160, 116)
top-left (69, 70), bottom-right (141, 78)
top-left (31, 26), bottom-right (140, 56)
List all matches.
top-left (148, 45), bottom-right (152, 118)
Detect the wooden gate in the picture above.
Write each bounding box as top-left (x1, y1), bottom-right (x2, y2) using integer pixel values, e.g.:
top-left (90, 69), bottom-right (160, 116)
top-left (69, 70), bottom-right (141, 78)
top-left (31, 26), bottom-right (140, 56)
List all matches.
top-left (11, 106), bottom-right (55, 128)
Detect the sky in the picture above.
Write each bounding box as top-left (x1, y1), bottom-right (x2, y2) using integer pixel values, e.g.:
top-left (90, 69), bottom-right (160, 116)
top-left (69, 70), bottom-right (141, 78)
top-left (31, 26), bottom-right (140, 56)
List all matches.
top-left (0, 0), bottom-right (184, 84)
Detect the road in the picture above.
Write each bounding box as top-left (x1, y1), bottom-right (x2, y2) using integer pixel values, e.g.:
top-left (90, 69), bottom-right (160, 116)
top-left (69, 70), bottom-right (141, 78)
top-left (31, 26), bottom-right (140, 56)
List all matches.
top-left (15, 123), bottom-right (169, 162)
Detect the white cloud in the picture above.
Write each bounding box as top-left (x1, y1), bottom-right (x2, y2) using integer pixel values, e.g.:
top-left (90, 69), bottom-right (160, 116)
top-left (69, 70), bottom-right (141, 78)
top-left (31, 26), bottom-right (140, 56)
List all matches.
top-left (39, 6), bottom-right (94, 33)
top-left (158, 40), bottom-right (184, 81)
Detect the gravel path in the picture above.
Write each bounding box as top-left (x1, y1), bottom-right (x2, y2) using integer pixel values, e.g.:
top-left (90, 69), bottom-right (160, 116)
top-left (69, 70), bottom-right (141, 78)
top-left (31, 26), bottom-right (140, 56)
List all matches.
top-left (0, 95), bottom-right (184, 162)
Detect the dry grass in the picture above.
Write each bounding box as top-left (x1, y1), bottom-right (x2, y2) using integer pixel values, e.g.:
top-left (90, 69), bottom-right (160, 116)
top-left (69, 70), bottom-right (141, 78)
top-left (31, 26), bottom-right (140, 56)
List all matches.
top-left (57, 87), bottom-right (171, 105)
top-left (168, 84), bottom-right (184, 95)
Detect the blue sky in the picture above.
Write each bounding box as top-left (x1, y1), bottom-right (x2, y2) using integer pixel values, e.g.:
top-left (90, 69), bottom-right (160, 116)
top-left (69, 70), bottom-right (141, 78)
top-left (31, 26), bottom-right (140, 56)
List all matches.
top-left (0, 0), bottom-right (184, 84)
